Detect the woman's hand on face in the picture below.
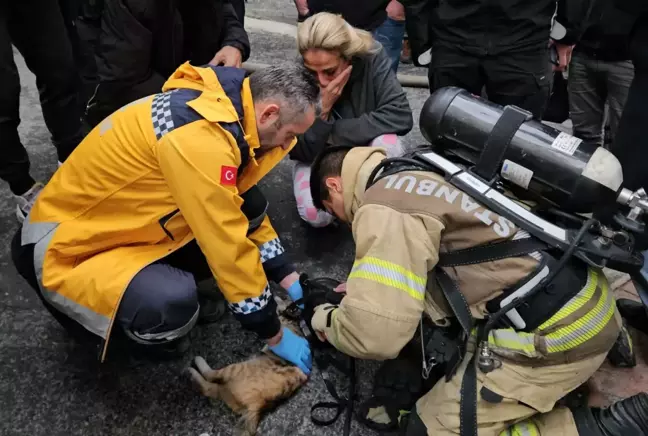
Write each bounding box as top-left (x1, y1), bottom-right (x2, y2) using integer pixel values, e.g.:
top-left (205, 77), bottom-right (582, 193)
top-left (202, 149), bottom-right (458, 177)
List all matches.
top-left (320, 65), bottom-right (353, 120)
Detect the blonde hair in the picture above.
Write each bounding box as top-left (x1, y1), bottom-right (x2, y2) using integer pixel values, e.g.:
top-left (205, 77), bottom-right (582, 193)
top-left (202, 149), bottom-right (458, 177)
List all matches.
top-left (297, 12), bottom-right (378, 60)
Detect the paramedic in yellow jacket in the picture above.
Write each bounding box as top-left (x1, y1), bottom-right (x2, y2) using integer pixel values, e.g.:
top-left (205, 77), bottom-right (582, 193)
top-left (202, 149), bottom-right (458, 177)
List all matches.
top-left (11, 62), bottom-right (319, 373)
top-left (305, 145), bottom-right (648, 436)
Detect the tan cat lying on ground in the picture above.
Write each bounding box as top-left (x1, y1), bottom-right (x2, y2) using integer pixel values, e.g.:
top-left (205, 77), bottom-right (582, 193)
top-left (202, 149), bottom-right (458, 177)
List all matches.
top-left (188, 297), bottom-right (308, 436)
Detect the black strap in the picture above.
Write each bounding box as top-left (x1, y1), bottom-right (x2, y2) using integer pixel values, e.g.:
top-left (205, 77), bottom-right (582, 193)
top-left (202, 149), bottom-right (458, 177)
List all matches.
top-left (310, 354), bottom-right (356, 435)
top-left (436, 269), bottom-right (474, 336)
top-left (437, 238), bottom-right (548, 268)
top-left (435, 271), bottom-right (480, 436)
top-left (436, 238), bottom-right (545, 436)
top-left (365, 156), bottom-right (436, 191)
top-left (473, 105), bottom-right (532, 181)
top-left (459, 325), bottom-right (483, 436)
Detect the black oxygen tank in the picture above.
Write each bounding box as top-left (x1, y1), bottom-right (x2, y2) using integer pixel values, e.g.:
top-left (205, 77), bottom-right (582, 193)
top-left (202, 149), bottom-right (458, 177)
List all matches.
top-left (419, 87), bottom-right (624, 213)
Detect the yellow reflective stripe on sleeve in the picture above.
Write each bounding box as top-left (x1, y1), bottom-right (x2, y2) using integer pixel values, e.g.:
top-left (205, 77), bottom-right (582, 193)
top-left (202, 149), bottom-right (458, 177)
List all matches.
top-left (538, 269), bottom-right (598, 331)
top-left (349, 256), bottom-right (426, 301)
top-left (545, 275), bottom-right (615, 353)
top-left (487, 328), bottom-right (537, 358)
top-left (500, 420), bottom-right (540, 436)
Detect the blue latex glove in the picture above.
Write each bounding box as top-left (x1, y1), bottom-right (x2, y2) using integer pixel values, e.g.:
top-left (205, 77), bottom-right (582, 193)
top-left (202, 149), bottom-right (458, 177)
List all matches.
top-left (287, 280), bottom-right (304, 308)
top-left (269, 327), bottom-right (312, 375)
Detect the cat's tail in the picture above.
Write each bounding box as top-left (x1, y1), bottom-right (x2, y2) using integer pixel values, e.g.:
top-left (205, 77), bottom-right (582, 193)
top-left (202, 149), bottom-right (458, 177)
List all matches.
top-left (188, 356), bottom-right (226, 398)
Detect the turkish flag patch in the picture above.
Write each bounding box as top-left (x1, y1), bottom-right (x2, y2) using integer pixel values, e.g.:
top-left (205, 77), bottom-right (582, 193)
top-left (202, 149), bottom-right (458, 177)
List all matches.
top-left (220, 166), bottom-right (237, 186)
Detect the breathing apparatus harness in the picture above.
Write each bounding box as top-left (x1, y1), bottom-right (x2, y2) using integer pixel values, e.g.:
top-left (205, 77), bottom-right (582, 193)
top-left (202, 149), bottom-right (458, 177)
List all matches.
top-left (363, 104), bottom-right (647, 435)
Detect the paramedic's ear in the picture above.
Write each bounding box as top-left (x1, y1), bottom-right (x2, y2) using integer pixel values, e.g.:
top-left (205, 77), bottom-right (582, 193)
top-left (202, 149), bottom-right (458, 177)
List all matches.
top-left (257, 103), bottom-right (280, 126)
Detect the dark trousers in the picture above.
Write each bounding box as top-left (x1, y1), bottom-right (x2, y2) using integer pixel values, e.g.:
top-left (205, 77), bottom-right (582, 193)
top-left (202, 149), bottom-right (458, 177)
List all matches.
top-left (428, 44), bottom-right (551, 119)
top-left (0, 0), bottom-right (84, 195)
top-left (12, 229), bottom-right (210, 345)
top-left (568, 52), bottom-right (634, 147)
top-left (612, 15), bottom-right (648, 192)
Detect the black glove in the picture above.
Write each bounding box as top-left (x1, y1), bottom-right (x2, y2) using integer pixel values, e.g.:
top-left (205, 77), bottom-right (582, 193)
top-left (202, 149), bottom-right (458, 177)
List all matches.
top-left (298, 274), bottom-right (344, 346)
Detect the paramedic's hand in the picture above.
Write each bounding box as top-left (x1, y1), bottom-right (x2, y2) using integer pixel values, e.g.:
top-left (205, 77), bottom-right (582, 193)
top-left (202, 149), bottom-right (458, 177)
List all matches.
top-left (320, 65), bottom-right (352, 120)
top-left (210, 46), bottom-right (243, 68)
top-left (281, 272), bottom-right (304, 308)
top-left (268, 327), bottom-right (312, 375)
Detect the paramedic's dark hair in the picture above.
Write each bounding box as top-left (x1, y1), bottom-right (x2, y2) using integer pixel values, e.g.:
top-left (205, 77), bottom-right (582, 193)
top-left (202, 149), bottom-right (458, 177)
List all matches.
top-left (310, 146), bottom-right (354, 210)
top-left (249, 63), bottom-right (320, 122)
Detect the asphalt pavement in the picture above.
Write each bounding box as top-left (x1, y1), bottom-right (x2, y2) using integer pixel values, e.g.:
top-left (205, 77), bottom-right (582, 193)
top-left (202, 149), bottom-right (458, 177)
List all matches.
top-left (0, 2), bottom-right (429, 435)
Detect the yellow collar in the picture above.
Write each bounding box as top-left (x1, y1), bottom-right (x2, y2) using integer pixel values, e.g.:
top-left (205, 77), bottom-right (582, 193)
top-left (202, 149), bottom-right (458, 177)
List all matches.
top-left (165, 63), bottom-right (262, 156)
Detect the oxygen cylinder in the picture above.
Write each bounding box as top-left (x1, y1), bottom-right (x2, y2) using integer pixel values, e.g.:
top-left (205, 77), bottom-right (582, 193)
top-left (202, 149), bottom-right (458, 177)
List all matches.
top-left (419, 87), bottom-right (624, 213)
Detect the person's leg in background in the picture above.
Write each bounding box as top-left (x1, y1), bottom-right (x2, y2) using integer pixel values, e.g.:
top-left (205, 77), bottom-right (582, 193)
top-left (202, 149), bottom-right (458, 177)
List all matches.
top-left (568, 52), bottom-right (607, 145)
top-left (373, 0), bottom-right (406, 73)
top-left (0, 4), bottom-right (38, 208)
top-left (605, 59), bottom-right (634, 145)
top-left (428, 44), bottom-right (483, 95)
top-left (612, 15), bottom-right (648, 192)
top-left (292, 134), bottom-right (405, 227)
top-left (9, 0), bottom-right (84, 166)
top-left (484, 47), bottom-right (552, 120)
top-left (58, 0), bottom-right (88, 112)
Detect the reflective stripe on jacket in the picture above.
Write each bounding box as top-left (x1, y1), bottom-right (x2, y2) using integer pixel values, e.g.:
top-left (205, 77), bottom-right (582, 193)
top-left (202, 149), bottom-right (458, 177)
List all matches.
top-left (312, 147), bottom-right (620, 364)
top-left (22, 63), bottom-right (294, 360)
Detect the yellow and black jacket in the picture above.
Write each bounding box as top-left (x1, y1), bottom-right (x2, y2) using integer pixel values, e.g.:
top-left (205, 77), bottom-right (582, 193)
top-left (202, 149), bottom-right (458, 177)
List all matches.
top-left (22, 63), bottom-right (294, 360)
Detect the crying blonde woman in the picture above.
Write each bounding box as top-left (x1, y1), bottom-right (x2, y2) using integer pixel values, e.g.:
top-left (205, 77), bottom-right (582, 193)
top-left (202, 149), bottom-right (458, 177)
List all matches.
top-left (290, 12), bottom-right (413, 227)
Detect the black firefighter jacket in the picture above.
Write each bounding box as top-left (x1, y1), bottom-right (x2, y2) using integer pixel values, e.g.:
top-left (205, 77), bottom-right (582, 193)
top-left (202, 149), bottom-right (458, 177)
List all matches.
top-left (85, 0), bottom-right (250, 126)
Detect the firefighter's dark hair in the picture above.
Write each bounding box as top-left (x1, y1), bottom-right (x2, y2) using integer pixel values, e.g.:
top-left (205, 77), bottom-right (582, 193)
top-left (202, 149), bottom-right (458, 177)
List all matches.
top-left (310, 146), bottom-right (355, 210)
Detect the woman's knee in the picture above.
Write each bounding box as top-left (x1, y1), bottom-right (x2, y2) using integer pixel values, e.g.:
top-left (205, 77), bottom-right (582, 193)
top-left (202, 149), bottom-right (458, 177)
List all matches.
top-left (296, 201), bottom-right (336, 227)
top-left (293, 163), bottom-right (335, 227)
top-left (370, 134), bottom-right (405, 157)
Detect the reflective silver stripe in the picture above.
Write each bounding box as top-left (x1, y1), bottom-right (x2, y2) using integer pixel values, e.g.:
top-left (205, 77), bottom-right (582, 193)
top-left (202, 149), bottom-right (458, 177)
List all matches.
top-left (26, 221), bottom-right (111, 338)
top-left (488, 328), bottom-right (538, 358)
top-left (258, 238), bottom-right (285, 263)
top-left (21, 220), bottom-right (57, 245)
top-left (133, 307), bottom-right (199, 341)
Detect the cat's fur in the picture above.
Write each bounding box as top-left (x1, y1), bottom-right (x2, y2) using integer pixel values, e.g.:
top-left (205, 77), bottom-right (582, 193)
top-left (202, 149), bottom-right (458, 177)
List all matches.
top-left (188, 297), bottom-right (308, 436)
